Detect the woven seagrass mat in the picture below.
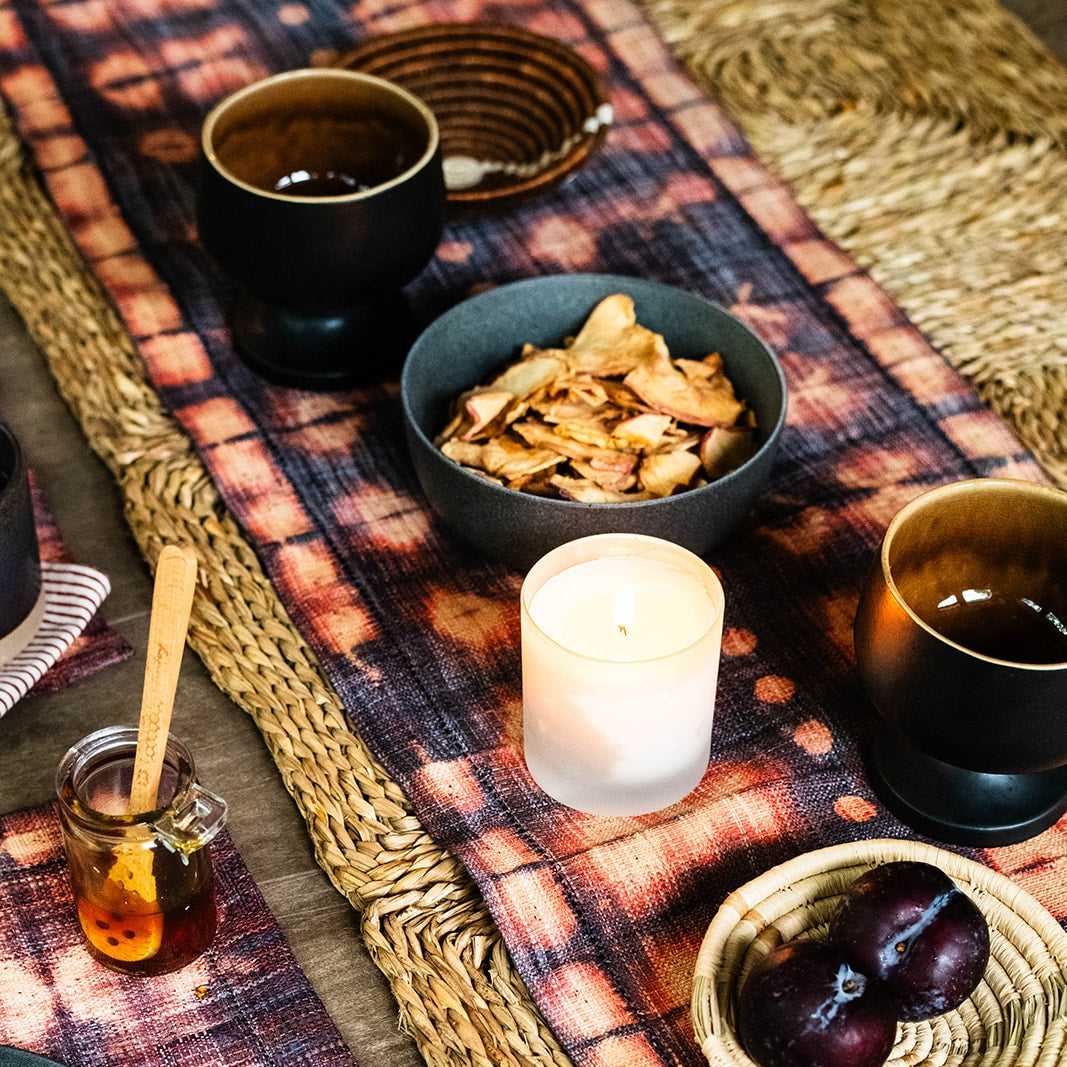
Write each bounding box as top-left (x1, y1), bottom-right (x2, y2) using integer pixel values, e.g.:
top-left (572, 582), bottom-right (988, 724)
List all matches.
top-left (0, 3), bottom-right (1064, 1067)
top-left (643, 0), bottom-right (1067, 489)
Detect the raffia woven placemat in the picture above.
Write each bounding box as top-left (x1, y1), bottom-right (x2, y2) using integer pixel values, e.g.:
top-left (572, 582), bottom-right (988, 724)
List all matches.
top-left (642, 0), bottom-right (1067, 489)
top-left (0, 3), bottom-right (1064, 1067)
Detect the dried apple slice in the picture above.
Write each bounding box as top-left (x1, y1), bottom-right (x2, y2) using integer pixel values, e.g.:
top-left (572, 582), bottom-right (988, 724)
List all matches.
top-left (442, 437), bottom-right (561, 483)
top-left (588, 450), bottom-right (639, 475)
top-left (551, 418), bottom-right (619, 451)
top-left (555, 374), bottom-right (610, 410)
top-left (550, 474), bottom-right (653, 503)
top-left (612, 413), bottom-right (673, 450)
top-left (570, 460), bottom-right (638, 494)
top-left (700, 425), bottom-right (757, 477)
top-left (570, 293), bottom-right (635, 345)
top-left (511, 421), bottom-right (596, 462)
top-left (489, 353), bottom-right (564, 398)
top-left (624, 360), bottom-right (744, 427)
top-left (460, 390), bottom-right (513, 440)
top-left (639, 449), bottom-right (702, 497)
top-left (513, 421), bottom-right (641, 475)
top-left (675, 353), bottom-right (725, 380)
top-left (564, 295), bottom-right (666, 376)
top-left (599, 379), bottom-right (650, 414)
top-left (534, 398), bottom-right (595, 423)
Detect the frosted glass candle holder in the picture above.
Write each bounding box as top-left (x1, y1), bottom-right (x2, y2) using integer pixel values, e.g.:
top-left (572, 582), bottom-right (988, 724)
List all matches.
top-left (521, 533), bottom-right (725, 816)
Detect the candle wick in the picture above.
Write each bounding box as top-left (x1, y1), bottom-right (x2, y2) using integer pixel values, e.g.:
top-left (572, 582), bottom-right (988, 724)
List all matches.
top-left (618, 624), bottom-right (628, 637)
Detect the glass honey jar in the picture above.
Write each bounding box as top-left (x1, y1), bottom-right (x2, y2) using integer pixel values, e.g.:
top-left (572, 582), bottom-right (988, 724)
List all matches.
top-left (55, 726), bottom-right (228, 976)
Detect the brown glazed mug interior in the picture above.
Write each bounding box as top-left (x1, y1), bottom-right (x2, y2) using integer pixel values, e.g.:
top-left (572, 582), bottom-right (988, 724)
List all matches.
top-left (203, 69), bottom-right (438, 201)
top-left (884, 479), bottom-right (1067, 665)
top-left (0, 418), bottom-right (44, 663)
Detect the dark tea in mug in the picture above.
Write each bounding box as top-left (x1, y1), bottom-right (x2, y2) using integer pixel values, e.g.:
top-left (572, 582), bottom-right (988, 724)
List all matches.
top-left (214, 107), bottom-right (426, 197)
top-left (931, 589), bottom-right (1067, 664)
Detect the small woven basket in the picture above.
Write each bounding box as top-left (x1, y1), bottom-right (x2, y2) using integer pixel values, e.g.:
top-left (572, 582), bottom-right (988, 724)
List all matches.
top-left (338, 22), bottom-right (610, 213)
top-left (692, 839), bottom-right (1067, 1066)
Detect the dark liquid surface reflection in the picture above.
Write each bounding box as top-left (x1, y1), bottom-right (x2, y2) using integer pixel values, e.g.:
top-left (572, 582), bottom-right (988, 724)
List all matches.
top-left (274, 170), bottom-right (368, 196)
top-left (216, 111), bottom-right (424, 197)
top-left (931, 590), bottom-right (1067, 664)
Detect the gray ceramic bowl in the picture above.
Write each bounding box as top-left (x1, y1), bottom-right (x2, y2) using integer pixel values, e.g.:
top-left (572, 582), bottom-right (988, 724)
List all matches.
top-left (401, 274), bottom-right (787, 571)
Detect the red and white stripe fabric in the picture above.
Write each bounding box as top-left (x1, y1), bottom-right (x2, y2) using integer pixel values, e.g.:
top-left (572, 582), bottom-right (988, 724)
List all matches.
top-left (0, 563), bottom-right (111, 716)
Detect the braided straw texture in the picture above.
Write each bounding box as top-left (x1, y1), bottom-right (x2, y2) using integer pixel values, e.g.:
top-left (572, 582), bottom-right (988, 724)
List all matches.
top-left (643, 0), bottom-right (1067, 489)
top-left (1, 3), bottom-right (1066, 1066)
top-left (693, 838), bottom-right (1067, 1066)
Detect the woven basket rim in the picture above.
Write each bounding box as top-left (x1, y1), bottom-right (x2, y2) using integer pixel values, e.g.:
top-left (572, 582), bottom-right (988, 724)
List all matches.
top-left (692, 837), bottom-right (1067, 1067)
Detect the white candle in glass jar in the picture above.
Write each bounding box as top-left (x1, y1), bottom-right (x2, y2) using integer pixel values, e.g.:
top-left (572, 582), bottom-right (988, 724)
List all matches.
top-left (521, 534), bottom-right (724, 816)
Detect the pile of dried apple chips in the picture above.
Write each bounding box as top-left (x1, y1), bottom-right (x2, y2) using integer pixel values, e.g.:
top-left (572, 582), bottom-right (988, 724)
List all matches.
top-left (436, 295), bottom-right (757, 502)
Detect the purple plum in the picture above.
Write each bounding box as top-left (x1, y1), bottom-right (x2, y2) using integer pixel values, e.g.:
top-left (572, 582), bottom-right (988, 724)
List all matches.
top-left (735, 939), bottom-right (898, 1067)
top-left (828, 861), bottom-right (990, 1021)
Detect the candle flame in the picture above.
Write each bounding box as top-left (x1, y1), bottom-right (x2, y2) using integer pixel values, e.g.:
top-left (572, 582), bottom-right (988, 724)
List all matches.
top-left (613, 586), bottom-right (635, 639)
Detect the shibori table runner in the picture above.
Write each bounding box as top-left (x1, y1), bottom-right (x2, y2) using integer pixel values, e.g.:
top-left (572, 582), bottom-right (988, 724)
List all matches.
top-left (0, 803), bottom-right (359, 1066)
top-left (0, 2), bottom-right (1064, 1067)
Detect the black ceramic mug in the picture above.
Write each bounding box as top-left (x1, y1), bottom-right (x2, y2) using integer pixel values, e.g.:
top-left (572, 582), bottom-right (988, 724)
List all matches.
top-left (0, 418), bottom-right (43, 665)
top-left (854, 478), bottom-right (1067, 845)
top-left (197, 67), bottom-right (445, 390)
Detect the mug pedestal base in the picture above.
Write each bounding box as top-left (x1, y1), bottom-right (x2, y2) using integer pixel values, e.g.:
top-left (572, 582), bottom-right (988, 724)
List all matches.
top-left (231, 292), bottom-right (417, 390)
top-left (867, 721), bottom-right (1067, 846)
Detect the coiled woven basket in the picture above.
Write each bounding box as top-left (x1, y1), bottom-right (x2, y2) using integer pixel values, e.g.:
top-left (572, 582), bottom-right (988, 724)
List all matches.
top-left (692, 839), bottom-right (1067, 1067)
top-left (338, 22), bottom-right (611, 212)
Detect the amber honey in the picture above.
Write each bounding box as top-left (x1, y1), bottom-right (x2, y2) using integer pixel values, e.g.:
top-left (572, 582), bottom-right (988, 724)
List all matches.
top-left (76, 878), bottom-right (216, 977)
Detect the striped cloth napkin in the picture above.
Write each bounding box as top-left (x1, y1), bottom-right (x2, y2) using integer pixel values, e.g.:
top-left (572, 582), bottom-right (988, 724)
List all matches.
top-left (0, 563), bottom-right (113, 716)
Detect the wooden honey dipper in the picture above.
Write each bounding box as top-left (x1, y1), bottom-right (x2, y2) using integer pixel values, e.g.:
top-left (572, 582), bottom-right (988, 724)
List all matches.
top-left (129, 544), bottom-right (198, 814)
